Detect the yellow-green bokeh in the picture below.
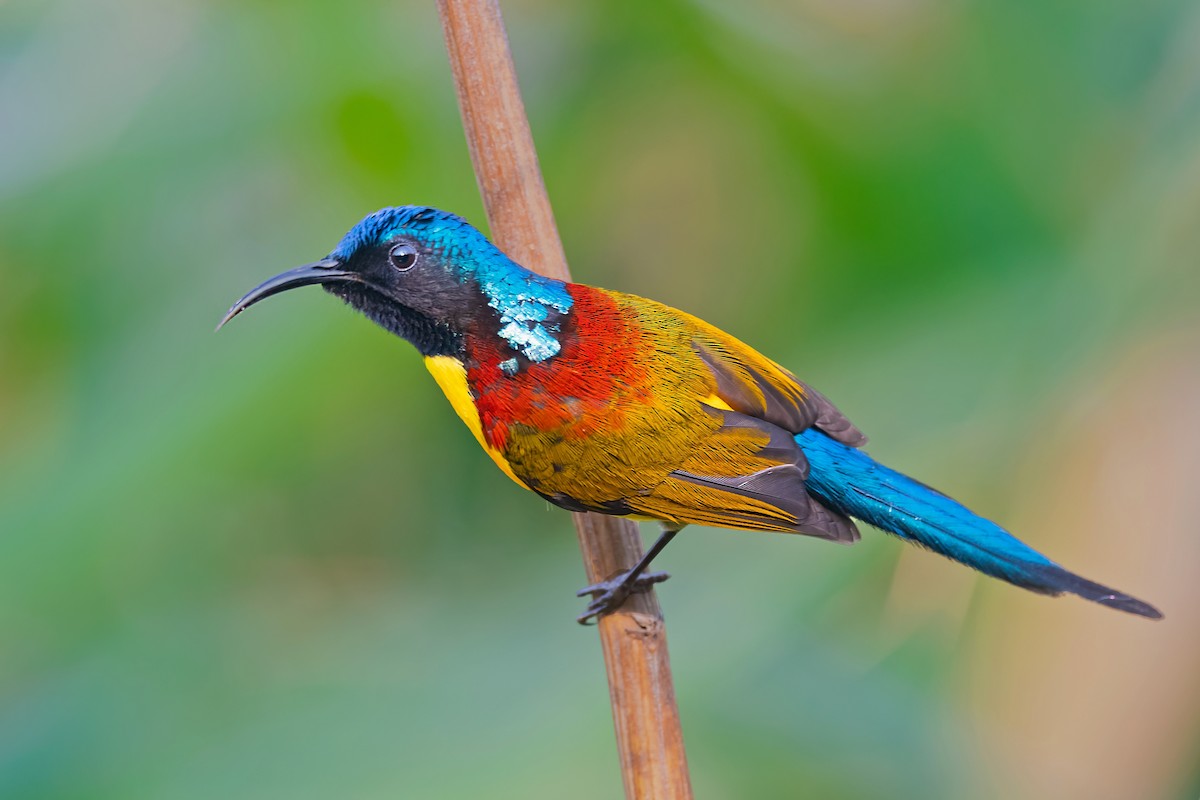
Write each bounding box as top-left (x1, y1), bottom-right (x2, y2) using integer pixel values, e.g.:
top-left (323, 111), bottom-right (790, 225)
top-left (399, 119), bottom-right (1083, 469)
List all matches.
top-left (2, 0), bottom-right (1198, 797)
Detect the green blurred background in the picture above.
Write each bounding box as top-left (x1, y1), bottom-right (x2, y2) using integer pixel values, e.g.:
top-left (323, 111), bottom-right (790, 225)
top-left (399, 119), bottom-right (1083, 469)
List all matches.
top-left (3, 0), bottom-right (1199, 797)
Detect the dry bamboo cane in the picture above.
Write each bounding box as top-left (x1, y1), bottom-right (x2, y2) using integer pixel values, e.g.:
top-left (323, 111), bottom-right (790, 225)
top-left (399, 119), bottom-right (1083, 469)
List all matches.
top-left (435, 2), bottom-right (693, 797)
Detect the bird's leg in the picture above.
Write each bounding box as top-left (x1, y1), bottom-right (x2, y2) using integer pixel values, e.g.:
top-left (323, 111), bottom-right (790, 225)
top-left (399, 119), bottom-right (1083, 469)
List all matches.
top-left (576, 524), bottom-right (682, 625)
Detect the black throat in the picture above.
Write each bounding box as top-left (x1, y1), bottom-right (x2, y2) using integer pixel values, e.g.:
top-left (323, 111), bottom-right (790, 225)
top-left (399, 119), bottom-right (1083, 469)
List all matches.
top-left (325, 283), bottom-right (463, 357)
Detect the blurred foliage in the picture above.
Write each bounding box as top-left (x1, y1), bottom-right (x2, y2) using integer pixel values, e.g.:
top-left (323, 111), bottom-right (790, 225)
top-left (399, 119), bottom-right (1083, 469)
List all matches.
top-left (2, 0), bottom-right (1199, 798)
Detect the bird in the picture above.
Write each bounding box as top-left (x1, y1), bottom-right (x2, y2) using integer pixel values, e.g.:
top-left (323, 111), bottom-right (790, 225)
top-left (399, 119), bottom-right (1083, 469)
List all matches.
top-left (219, 205), bottom-right (1162, 623)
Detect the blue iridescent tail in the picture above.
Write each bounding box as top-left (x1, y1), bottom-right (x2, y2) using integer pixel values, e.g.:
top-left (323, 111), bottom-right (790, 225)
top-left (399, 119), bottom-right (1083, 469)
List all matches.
top-left (796, 429), bottom-right (1161, 619)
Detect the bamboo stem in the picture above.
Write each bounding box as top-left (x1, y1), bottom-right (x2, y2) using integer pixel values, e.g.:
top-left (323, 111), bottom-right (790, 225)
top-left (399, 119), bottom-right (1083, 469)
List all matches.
top-left (435, 2), bottom-right (693, 797)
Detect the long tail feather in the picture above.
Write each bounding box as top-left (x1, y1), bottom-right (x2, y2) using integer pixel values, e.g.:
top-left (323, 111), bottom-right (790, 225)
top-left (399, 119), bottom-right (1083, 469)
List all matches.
top-left (796, 429), bottom-right (1162, 619)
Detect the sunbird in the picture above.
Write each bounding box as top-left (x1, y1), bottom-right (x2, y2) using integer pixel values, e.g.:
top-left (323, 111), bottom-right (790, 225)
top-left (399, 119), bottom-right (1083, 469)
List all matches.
top-left (220, 206), bottom-right (1161, 623)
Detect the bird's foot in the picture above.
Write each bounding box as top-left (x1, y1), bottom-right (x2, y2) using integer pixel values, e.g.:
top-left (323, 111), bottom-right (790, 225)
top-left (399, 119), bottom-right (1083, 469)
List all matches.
top-left (575, 570), bottom-right (670, 625)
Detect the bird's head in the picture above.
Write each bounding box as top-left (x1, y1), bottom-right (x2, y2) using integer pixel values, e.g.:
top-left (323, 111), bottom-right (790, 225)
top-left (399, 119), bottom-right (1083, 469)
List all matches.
top-left (218, 206), bottom-right (573, 360)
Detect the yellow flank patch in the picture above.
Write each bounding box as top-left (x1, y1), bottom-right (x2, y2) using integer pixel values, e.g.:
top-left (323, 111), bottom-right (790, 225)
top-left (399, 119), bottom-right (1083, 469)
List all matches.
top-left (424, 355), bottom-right (529, 489)
top-left (626, 476), bottom-right (798, 533)
top-left (701, 393), bottom-right (734, 411)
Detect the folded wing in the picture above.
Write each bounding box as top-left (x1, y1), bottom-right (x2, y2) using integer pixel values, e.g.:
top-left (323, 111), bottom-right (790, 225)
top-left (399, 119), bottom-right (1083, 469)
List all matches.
top-left (625, 406), bottom-right (859, 542)
top-left (688, 319), bottom-right (866, 445)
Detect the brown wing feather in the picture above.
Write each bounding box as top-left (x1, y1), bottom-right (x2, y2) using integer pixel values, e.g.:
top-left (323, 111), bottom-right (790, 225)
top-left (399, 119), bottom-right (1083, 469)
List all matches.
top-left (625, 409), bottom-right (859, 542)
top-left (690, 330), bottom-right (866, 446)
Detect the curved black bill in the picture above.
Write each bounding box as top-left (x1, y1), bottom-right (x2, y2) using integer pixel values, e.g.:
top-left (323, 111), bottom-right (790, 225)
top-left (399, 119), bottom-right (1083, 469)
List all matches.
top-left (216, 259), bottom-right (358, 331)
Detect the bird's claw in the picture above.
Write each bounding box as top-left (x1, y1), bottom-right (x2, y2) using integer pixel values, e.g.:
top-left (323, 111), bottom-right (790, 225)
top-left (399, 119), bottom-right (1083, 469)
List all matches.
top-left (576, 570), bottom-right (670, 625)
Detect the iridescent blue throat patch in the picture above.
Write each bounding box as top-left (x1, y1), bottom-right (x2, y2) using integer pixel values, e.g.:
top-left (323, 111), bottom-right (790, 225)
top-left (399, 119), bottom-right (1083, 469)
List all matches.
top-left (480, 270), bottom-right (573, 363)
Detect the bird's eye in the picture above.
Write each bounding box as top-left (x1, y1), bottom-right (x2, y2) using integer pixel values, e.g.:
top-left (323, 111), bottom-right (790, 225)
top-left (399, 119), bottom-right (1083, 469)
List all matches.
top-left (388, 242), bottom-right (419, 272)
